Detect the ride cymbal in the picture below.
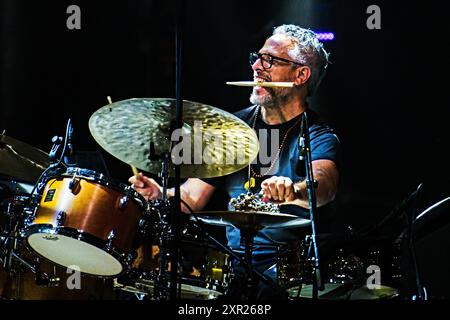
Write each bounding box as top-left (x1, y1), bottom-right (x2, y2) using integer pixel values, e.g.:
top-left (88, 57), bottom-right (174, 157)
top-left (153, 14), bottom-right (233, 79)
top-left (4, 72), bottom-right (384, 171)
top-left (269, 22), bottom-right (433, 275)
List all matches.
top-left (89, 98), bottom-right (259, 178)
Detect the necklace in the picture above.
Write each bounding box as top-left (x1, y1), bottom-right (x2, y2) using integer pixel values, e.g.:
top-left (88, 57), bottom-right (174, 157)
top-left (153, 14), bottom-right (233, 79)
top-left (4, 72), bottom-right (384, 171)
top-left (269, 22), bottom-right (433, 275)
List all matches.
top-left (249, 106), bottom-right (302, 179)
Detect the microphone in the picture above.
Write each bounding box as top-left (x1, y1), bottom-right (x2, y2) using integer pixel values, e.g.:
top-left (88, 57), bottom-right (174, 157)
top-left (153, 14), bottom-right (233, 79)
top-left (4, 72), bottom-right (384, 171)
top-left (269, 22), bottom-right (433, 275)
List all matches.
top-left (64, 119), bottom-right (76, 166)
top-left (295, 113), bottom-right (306, 177)
top-left (67, 119), bottom-right (74, 157)
top-left (49, 136), bottom-right (63, 164)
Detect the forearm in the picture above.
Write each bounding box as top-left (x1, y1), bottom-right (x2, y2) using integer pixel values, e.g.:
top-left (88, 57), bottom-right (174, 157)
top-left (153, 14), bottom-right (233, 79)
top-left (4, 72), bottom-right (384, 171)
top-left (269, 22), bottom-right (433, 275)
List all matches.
top-left (166, 178), bottom-right (215, 213)
top-left (293, 176), bottom-right (336, 208)
top-left (292, 160), bottom-right (339, 208)
top-left (166, 185), bottom-right (199, 213)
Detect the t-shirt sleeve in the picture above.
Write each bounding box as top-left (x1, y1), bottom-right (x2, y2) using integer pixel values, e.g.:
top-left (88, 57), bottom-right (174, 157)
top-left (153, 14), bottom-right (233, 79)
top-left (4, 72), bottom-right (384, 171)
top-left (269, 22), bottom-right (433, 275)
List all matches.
top-left (310, 126), bottom-right (342, 171)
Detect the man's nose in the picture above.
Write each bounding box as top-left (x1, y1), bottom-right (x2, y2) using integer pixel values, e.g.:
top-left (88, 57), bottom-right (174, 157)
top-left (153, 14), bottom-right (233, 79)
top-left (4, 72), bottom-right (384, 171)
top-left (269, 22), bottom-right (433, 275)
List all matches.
top-left (252, 57), bottom-right (263, 71)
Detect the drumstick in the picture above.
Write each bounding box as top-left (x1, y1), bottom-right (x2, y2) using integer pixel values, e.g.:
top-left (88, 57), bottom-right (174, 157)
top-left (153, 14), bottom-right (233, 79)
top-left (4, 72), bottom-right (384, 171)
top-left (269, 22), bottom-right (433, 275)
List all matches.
top-left (130, 165), bottom-right (139, 178)
top-left (226, 81), bottom-right (294, 88)
top-left (107, 96), bottom-right (139, 179)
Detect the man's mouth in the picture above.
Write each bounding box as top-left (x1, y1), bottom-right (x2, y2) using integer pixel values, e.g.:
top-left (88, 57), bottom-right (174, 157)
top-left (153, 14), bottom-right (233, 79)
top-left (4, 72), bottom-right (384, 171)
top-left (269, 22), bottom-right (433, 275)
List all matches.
top-left (254, 76), bottom-right (270, 83)
top-left (253, 76), bottom-right (271, 91)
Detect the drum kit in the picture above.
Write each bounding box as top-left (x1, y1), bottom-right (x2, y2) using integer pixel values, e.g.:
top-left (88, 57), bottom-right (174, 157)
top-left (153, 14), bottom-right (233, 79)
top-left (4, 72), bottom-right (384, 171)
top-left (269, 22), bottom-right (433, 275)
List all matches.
top-left (0, 98), bottom-right (443, 301)
top-left (0, 98), bottom-right (300, 300)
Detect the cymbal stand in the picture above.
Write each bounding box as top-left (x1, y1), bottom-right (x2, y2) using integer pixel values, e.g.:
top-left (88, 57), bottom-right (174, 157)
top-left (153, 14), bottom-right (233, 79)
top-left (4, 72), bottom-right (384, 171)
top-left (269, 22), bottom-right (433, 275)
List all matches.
top-left (168, 0), bottom-right (185, 301)
top-left (241, 229), bottom-right (258, 299)
top-left (149, 149), bottom-right (172, 300)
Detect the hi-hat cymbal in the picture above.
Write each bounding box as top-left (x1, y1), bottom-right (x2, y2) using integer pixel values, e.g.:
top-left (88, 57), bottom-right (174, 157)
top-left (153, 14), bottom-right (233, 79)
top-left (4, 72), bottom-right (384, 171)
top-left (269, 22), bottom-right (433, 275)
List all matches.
top-left (193, 210), bottom-right (310, 231)
top-left (0, 134), bottom-right (49, 182)
top-left (89, 98), bottom-right (259, 178)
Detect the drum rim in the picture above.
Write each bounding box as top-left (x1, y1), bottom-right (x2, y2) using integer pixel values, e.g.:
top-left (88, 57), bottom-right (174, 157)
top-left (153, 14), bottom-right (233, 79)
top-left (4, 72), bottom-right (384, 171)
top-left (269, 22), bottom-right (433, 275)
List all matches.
top-left (129, 274), bottom-right (227, 296)
top-left (42, 167), bottom-right (148, 210)
top-left (21, 224), bottom-right (131, 278)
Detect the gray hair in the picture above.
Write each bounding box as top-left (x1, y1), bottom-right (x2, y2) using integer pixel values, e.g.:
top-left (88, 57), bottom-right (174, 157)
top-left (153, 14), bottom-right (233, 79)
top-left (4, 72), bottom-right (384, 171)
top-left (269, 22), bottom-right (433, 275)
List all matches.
top-left (272, 24), bottom-right (330, 96)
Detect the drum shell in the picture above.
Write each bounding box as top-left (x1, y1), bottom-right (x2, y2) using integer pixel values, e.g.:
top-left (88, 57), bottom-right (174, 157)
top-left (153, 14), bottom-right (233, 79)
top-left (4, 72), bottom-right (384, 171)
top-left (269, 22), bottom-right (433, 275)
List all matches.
top-left (32, 176), bottom-right (143, 253)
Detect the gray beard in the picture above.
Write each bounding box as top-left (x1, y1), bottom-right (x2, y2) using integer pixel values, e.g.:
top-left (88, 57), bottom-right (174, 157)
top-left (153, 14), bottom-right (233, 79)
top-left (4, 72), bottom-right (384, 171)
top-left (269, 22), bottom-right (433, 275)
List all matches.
top-left (249, 87), bottom-right (292, 108)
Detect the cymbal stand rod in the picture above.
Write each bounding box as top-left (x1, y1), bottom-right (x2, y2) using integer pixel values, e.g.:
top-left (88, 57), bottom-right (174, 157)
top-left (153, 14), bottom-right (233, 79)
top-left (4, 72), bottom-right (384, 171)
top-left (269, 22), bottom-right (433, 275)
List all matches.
top-left (10, 251), bottom-right (35, 273)
top-left (406, 190), bottom-right (425, 300)
top-left (161, 153), bottom-right (169, 202)
top-left (153, 154), bottom-right (171, 300)
top-left (169, 0), bottom-right (185, 301)
top-left (241, 230), bottom-right (257, 300)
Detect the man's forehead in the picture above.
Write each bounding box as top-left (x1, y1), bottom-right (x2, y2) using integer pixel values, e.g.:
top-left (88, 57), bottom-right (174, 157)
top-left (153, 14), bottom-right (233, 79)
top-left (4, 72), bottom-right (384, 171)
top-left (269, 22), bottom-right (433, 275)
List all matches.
top-left (261, 34), bottom-right (296, 54)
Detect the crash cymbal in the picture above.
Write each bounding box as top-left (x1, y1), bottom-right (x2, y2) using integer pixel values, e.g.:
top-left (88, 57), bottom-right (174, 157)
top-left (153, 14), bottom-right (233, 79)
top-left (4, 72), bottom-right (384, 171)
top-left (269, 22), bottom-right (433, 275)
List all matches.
top-left (193, 210), bottom-right (310, 231)
top-left (0, 134), bottom-right (49, 182)
top-left (89, 98), bottom-right (259, 178)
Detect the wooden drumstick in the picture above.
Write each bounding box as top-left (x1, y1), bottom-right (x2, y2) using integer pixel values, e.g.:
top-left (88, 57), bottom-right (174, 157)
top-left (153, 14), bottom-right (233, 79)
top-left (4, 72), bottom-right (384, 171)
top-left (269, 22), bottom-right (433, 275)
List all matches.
top-left (106, 96), bottom-right (139, 179)
top-left (130, 165), bottom-right (139, 178)
top-left (226, 81), bottom-right (294, 88)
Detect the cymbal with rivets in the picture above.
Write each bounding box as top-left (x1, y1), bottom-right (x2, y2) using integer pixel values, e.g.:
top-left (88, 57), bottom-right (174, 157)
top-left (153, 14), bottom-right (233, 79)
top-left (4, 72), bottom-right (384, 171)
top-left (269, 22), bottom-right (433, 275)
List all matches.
top-left (89, 98), bottom-right (259, 178)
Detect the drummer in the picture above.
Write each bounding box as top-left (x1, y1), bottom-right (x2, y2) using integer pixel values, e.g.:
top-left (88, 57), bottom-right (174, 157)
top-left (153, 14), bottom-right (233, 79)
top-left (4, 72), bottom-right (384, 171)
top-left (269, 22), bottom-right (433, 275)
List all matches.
top-left (130, 24), bottom-right (341, 299)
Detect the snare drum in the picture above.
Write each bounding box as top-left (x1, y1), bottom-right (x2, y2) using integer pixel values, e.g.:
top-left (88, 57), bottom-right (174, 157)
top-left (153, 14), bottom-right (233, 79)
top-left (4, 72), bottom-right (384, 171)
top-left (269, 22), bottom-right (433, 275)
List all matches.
top-left (21, 168), bottom-right (147, 277)
top-left (116, 237), bottom-right (233, 300)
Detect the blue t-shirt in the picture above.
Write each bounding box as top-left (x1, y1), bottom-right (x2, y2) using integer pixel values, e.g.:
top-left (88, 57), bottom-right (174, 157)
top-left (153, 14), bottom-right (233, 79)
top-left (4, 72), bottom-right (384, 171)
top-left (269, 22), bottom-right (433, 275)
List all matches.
top-left (203, 105), bottom-right (341, 258)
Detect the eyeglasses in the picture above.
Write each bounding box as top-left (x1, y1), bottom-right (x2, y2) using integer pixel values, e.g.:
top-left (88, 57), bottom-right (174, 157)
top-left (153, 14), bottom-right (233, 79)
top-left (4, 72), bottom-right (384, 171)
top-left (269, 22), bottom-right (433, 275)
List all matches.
top-left (249, 52), bottom-right (304, 69)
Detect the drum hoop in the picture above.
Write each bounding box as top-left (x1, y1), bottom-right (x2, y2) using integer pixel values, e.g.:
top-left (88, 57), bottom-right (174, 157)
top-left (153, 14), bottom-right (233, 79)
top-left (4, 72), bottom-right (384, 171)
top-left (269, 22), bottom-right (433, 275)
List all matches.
top-left (131, 275), bottom-right (226, 295)
top-left (179, 275), bottom-right (227, 294)
top-left (21, 224), bottom-right (130, 278)
top-left (44, 168), bottom-right (148, 210)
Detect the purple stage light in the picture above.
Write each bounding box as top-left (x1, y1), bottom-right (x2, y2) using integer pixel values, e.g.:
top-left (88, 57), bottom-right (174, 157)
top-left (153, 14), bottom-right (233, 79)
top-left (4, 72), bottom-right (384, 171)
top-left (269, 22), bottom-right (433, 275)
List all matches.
top-left (315, 32), bottom-right (335, 41)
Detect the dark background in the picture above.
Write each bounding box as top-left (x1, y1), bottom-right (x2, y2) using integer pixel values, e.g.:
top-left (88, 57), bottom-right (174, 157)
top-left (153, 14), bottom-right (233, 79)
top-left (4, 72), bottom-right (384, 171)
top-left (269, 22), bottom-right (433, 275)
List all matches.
top-left (1, 0), bottom-right (450, 298)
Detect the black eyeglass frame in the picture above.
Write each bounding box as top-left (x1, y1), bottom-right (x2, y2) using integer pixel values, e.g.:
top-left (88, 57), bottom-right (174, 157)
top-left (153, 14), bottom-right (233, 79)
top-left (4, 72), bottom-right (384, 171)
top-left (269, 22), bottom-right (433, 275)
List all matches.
top-left (249, 52), bottom-right (304, 69)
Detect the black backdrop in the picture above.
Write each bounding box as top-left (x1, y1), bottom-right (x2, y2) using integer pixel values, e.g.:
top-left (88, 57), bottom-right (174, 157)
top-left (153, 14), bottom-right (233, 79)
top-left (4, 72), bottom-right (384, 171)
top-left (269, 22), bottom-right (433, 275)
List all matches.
top-left (1, 0), bottom-right (450, 298)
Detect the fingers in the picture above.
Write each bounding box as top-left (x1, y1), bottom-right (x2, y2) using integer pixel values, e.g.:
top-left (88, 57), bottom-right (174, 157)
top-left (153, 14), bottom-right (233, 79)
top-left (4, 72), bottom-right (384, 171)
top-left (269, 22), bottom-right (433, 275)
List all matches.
top-left (128, 172), bottom-right (162, 200)
top-left (261, 176), bottom-right (295, 202)
top-left (128, 172), bottom-right (145, 187)
top-left (284, 179), bottom-right (296, 201)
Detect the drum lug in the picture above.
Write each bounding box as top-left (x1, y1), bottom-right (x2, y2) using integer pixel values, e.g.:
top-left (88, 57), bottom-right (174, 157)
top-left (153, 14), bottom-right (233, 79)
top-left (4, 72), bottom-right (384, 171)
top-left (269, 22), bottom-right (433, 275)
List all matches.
top-left (68, 168), bottom-right (81, 191)
top-left (56, 211), bottom-right (66, 226)
top-left (119, 195), bottom-right (129, 209)
top-left (127, 251), bottom-right (137, 264)
top-left (106, 229), bottom-right (116, 250)
top-left (23, 205), bottom-right (37, 226)
top-left (68, 177), bottom-right (80, 191)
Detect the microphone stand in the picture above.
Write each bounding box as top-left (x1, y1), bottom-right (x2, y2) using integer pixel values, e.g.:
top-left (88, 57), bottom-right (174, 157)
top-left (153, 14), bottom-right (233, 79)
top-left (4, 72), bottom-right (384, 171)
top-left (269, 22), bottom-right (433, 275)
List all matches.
top-left (169, 0), bottom-right (186, 301)
top-left (298, 112), bottom-right (323, 299)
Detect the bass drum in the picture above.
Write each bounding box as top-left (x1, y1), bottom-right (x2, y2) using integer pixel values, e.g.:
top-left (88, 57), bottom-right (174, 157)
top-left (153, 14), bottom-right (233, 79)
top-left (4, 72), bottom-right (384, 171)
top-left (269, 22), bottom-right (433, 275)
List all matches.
top-left (0, 245), bottom-right (114, 300)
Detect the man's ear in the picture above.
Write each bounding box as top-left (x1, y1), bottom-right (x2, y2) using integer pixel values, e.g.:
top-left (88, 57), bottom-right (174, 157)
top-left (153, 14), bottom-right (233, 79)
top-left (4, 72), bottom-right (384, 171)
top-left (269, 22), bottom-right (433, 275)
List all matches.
top-left (294, 66), bottom-right (311, 86)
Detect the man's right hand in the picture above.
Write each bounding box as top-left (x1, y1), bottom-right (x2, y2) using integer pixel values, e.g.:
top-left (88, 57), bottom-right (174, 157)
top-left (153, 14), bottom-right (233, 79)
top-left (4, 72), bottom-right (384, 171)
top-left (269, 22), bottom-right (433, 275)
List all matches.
top-left (128, 172), bottom-right (162, 201)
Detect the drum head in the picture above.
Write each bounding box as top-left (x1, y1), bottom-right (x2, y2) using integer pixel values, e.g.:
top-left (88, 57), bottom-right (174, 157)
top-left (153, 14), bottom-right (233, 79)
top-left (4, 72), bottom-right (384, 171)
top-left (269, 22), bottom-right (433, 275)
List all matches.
top-left (27, 233), bottom-right (123, 276)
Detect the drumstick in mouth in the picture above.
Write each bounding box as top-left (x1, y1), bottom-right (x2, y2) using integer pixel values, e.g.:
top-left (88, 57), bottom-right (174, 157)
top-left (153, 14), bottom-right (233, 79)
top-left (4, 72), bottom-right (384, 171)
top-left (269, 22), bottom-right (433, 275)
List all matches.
top-left (107, 96), bottom-right (139, 179)
top-left (226, 81), bottom-right (294, 88)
